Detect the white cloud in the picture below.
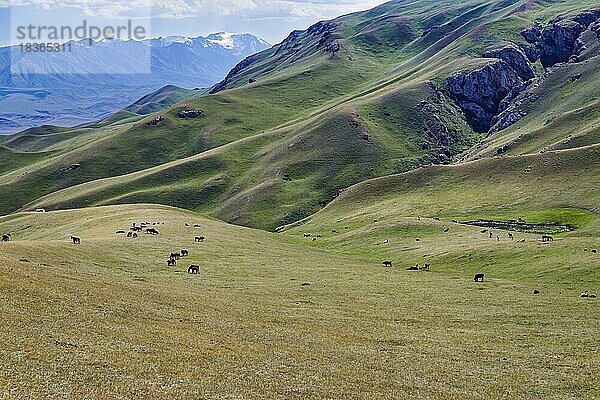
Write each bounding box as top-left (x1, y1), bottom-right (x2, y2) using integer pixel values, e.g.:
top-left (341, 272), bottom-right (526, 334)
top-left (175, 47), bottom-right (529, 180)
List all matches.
top-left (1, 0), bottom-right (388, 20)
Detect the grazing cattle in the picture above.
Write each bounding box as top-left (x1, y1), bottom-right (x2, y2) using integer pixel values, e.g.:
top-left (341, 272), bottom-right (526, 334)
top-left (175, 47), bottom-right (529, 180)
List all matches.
top-left (170, 252), bottom-right (181, 260)
top-left (185, 223), bottom-right (190, 227)
top-left (383, 239), bottom-right (389, 244)
top-left (415, 238), bottom-right (420, 242)
top-left (332, 229), bottom-right (337, 233)
top-left (2, 233), bottom-right (10, 242)
top-left (131, 226), bottom-right (142, 232)
top-left (195, 236), bottom-right (205, 242)
top-left (194, 224), bottom-right (202, 228)
top-left (116, 230), bottom-right (126, 234)
top-left (497, 236), bottom-right (500, 242)
top-left (508, 232), bottom-right (514, 240)
top-left (303, 233), bottom-right (311, 238)
top-left (167, 259), bottom-right (176, 267)
top-left (145, 228), bottom-right (160, 235)
top-left (533, 290), bottom-right (540, 295)
top-left (181, 250), bottom-right (189, 257)
top-left (481, 229), bottom-right (488, 234)
top-left (517, 239), bottom-right (526, 243)
top-left (452, 220), bottom-right (458, 223)
top-left (433, 217), bottom-right (440, 221)
top-left (593, 249), bottom-right (597, 253)
top-left (35, 209), bottom-right (46, 213)
top-left (71, 236), bottom-right (81, 244)
top-left (132, 233), bottom-right (138, 238)
top-left (542, 235), bottom-right (554, 242)
top-left (127, 232), bottom-right (133, 237)
top-left (444, 228), bottom-right (450, 233)
top-left (421, 263), bottom-right (431, 271)
top-left (312, 237), bottom-right (317, 242)
top-left (580, 291), bottom-right (589, 298)
top-left (188, 265), bottom-right (200, 274)
top-left (406, 265), bottom-right (419, 271)
top-left (382, 261), bottom-right (393, 268)
top-left (474, 273), bottom-right (485, 282)
top-left (489, 232), bottom-right (493, 239)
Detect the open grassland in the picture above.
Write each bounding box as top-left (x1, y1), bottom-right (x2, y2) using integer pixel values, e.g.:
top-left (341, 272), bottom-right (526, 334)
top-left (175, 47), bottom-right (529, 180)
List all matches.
top-left (1, 204), bottom-right (599, 399)
top-left (286, 145), bottom-right (600, 284)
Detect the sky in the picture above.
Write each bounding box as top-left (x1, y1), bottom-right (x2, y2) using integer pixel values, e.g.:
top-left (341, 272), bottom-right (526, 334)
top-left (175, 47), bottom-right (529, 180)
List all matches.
top-left (0, 0), bottom-right (390, 46)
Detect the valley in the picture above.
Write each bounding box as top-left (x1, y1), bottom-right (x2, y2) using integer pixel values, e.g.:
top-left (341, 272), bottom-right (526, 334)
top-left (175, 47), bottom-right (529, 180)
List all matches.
top-left (1, 0), bottom-right (599, 398)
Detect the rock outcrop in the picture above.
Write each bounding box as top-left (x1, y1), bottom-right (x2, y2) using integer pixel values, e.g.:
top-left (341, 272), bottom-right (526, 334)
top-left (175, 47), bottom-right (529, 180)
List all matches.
top-left (539, 20), bottom-right (585, 67)
top-left (531, 9), bottom-right (600, 68)
top-left (521, 23), bottom-right (542, 44)
top-left (447, 61), bottom-right (524, 132)
top-left (484, 45), bottom-right (536, 80)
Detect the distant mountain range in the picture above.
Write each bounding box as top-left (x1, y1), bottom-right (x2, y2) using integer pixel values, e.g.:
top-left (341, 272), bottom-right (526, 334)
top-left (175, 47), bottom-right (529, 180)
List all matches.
top-left (0, 32), bottom-right (270, 134)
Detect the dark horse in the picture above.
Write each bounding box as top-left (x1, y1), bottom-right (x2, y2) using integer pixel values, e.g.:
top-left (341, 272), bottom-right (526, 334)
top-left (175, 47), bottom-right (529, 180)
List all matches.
top-left (188, 265), bottom-right (200, 274)
top-left (474, 273), bottom-right (485, 282)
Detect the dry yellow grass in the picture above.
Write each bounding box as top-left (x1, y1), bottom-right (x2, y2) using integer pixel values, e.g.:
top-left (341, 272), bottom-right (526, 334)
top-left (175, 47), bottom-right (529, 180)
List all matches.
top-left (1, 205), bottom-right (599, 399)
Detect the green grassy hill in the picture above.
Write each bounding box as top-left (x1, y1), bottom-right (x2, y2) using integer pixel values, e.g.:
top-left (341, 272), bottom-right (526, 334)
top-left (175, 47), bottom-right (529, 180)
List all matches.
top-left (285, 143), bottom-right (600, 283)
top-left (2, 0), bottom-right (599, 230)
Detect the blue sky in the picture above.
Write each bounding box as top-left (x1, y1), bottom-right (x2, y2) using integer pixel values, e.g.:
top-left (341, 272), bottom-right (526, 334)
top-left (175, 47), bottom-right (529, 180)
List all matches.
top-left (0, 0), bottom-right (389, 46)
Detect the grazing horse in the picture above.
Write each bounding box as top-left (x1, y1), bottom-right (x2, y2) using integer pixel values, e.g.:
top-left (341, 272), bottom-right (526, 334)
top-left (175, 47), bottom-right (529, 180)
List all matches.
top-left (474, 273), bottom-right (485, 282)
top-left (195, 236), bottom-right (205, 242)
top-left (71, 236), bottom-right (81, 244)
top-left (382, 261), bottom-right (393, 268)
top-left (188, 265), bottom-right (200, 274)
top-left (167, 259), bottom-right (176, 267)
top-left (1, 233), bottom-right (10, 242)
top-left (181, 250), bottom-right (189, 257)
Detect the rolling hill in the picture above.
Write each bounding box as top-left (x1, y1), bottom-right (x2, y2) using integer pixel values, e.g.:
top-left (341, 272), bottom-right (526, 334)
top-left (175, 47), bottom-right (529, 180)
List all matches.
top-left (2, 0), bottom-right (599, 232)
top-left (2, 1), bottom-right (600, 397)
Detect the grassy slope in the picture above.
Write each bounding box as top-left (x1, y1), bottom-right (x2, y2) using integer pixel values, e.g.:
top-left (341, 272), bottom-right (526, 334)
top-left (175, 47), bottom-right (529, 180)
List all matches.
top-left (1, 204), bottom-right (598, 398)
top-left (124, 85), bottom-right (201, 115)
top-left (1, 1), bottom-right (599, 232)
top-left (286, 144), bottom-right (600, 284)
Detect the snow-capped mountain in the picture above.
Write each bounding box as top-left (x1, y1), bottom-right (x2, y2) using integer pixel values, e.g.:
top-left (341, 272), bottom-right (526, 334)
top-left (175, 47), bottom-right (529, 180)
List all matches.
top-left (0, 32), bottom-right (270, 134)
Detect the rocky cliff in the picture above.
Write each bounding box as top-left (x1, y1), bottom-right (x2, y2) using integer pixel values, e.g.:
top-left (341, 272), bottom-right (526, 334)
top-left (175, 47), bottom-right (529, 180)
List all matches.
top-left (448, 9), bottom-right (600, 134)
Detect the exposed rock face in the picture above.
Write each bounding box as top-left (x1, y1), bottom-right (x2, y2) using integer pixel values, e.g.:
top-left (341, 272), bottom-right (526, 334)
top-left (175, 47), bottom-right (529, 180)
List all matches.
top-left (521, 44), bottom-right (539, 62)
top-left (178, 108), bottom-right (203, 119)
top-left (539, 20), bottom-right (585, 67)
top-left (490, 92), bottom-right (539, 133)
top-left (521, 23), bottom-right (542, 44)
top-left (484, 45), bottom-right (536, 80)
top-left (447, 61), bottom-right (524, 132)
